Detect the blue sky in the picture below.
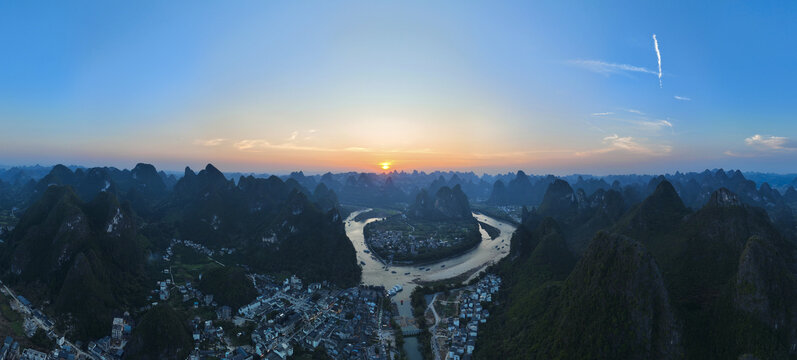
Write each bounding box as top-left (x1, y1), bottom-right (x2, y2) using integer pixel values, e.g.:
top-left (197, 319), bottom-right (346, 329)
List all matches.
top-left (0, 1), bottom-right (795, 174)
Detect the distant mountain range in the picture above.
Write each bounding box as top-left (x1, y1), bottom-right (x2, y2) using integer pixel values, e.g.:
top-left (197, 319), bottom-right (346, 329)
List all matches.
top-left (1, 163), bottom-right (796, 355)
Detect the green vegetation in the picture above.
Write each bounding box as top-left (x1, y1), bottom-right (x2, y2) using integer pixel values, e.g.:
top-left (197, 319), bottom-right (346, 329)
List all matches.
top-left (170, 245), bottom-right (222, 285)
top-left (231, 192), bottom-right (362, 287)
top-left (198, 266), bottom-right (257, 309)
top-left (410, 287), bottom-right (434, 360)
top-left (0, 293), bottom-right (24, 338)
top-left (123, 304), bottom-right (193, 360)
top-left (477, 182), bottom-right (797, 359)
top-left (0, 186), bottom-right (150, 341)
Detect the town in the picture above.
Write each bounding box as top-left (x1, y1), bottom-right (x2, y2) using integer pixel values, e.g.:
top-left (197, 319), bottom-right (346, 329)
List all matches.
top-left (425, 275), bottom-right (501, 360)
top-left (0, 241), bottom-right (410, 360)
top-left (0, 240), bottom-right (504, 360)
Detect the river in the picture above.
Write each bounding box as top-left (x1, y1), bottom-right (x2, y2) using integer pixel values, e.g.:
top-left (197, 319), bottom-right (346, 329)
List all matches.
top-left (344, 210), bottom-right (517, 359)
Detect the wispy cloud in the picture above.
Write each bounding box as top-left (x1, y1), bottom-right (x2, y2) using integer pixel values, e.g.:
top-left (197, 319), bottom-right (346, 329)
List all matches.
top-left (234, 139), bottom-right (341, 153)
top-left (591, 112), bottom-right (614, 116)
top-left (674, 95), bottom-right (691, 101)
top-left (653, 34), bottom-right (662, 87)
top-left (569, 59), bottom-right (657, 76)
top-left (234, 138), bottom-right (435, 155)
top-left (638, 119), bottom-right (673, 130)
top-left (193, 138), bottom-right (228, 147)
top-left (723, 150), bottom-right (757, 158)
top-left (287, 131), bottom-right (299, 141)
top-left (744, 134), bottom-right (797, 151)
top-left (626, 109), bottom-right (645, 115)
top-left (576, 134), bottom-right (672, 156)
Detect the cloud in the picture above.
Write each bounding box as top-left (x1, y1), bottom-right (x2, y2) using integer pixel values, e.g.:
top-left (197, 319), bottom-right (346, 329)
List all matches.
top-left (723, 150), bottom-right (757, 158)
top-left (744, 134), bottom-right (797, 151)
top-left (626, 109), bottom-right (645, 115)
top-left (653, 34), bottom-right (662, 87)
top-left (234, 139), bottom-right (435, 155)
top-left (569, 59), bottom-right (657, 76)
top-left (674, 95), bottom-right (691, 101)
top-left (591, 112), bottom-right (614, 116)
top-left (193, 138), bottom-right (228, 147)
top-left (287, 131), bottom-right (299, 141)
top-left (576, 134), bottom-right (672, 156)
top-left (234, 139), bottom-right (340, 152)
top-left (638, 119), bottom-right (673, 130)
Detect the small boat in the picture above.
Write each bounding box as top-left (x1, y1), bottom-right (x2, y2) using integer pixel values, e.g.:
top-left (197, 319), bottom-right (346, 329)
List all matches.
top-left (391, 271), bottom-right (397, 274)
top-left (363, 250), bottom-right (371, 254)
top-left (425, 268), bottom-right (430, 271)
top-left (360, 261), bottom-right (366, 265)
top-left (404, 272), bottom-right (410, 275)
top-left (441, 265), bottom-right (446, 268)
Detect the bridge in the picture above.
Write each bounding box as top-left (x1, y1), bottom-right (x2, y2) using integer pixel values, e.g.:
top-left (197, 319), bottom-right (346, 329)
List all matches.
top-left (402, 327), bottom-right (422, 336)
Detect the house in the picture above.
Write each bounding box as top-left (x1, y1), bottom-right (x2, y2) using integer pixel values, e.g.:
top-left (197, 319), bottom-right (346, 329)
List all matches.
top-left (111, 318), bottom-right (125, 340)
top-left (226, 347), bottom-right (253, 360)
top-left (21, 348), bottom-right (49, 360)
top-left (17, 295), bottom-right (31, 307)
top-left (217, 306), bottom-right (232, 321)
top-left (290, 275), bottom-right (302, 291)
top-left (272, 342), bottom-right (293, 359)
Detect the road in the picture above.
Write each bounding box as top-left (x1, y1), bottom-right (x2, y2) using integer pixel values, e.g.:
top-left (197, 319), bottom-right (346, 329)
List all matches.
top-left (427, 293), bottom-right (442, 360)
top-left (1, 284), bottom-right (92, 359)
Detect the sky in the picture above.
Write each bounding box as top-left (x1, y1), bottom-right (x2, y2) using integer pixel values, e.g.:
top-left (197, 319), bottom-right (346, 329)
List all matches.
top-left (0, 1), bottom-right (796, 175)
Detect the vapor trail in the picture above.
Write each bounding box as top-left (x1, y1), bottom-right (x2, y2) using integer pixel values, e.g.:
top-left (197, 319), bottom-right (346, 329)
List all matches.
top-left (653, 34), bottom-right (662, 87)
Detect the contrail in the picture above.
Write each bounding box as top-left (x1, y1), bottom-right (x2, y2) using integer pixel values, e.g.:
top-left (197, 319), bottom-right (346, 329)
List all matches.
top-left (653, 34), bottom-right (662, 87)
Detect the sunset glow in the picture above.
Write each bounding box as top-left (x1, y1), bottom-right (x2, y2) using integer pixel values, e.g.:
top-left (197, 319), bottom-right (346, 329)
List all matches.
top-left (380, 162), bottom-right (391, 171)
top-left (0, 2), bottom-right (795, 174)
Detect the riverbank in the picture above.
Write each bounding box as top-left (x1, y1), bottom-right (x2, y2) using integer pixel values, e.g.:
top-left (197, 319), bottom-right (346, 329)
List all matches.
top-left (344, 210), bottom-right (516, 360)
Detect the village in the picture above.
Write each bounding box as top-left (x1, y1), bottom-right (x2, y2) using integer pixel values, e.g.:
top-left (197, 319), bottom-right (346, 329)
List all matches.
top-left (0, 238), bottom-right (404, 360)
top-left (365, 225), bottom-right (473, 264)
top-left (425, 275), bottom-right (501, 360)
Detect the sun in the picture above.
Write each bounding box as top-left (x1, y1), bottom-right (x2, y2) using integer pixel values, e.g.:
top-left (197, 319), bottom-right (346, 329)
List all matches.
top-left (379, 162), bottom-right (391, 171)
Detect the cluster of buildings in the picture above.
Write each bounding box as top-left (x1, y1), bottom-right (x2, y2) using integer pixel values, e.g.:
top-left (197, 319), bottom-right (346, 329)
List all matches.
top-left (163, 239), bottom-right (212, 260)
top-left (86, 316), bottom-right (133, 359)
top-left (0, 282), bottom-right (109, 360)
top-left (0, 244), bottom-right (405, 360)
top-left (367, 228), bottom-right (463, 260)
top-left (163, 239), bottom-right (234, 261)
top-left (437, 275), bottom-right (501, 360)
top-left (235, 275), bottom-right (395, 360)
top-left (0, 337), bottom-right (81, 360)
top-left (0, 310), bottom-right (133, 360)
